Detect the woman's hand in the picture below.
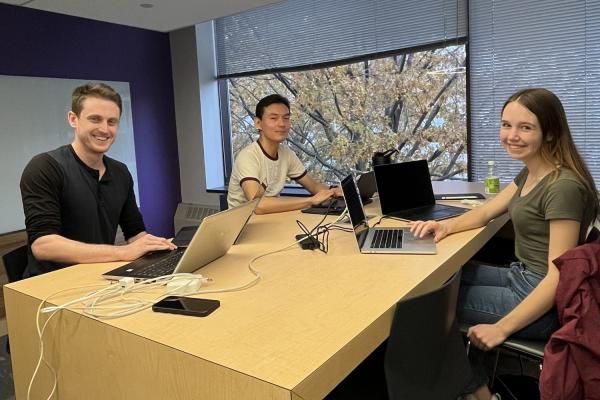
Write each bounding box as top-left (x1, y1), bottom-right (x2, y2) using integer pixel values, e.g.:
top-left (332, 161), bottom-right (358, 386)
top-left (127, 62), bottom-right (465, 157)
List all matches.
top-left (467, 324), bottom-right (509, 351)
top-left (409, 220), bottom-right (451, 242)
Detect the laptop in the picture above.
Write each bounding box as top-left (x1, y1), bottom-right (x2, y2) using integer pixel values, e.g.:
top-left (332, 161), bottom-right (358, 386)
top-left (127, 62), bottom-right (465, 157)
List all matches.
top-left (102, 198), bottom-right (259, 281)
top-left (340, 174), bottom-right (436, 254)
top-left (302, 171), bottom-right (378, 215)
top-left (374, 160), bottom-right (468, 221)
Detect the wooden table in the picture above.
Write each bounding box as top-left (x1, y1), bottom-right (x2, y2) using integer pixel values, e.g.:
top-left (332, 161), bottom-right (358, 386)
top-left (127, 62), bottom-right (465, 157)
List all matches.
top-left (5, 184), bottom-right (507, 399)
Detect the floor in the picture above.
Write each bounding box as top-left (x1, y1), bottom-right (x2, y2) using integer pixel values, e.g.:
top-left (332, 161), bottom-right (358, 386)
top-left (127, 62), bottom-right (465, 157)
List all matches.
top-left (0, 336), bottom-right (15, 400)
top-left (326, 341), bottom-right (541, 400)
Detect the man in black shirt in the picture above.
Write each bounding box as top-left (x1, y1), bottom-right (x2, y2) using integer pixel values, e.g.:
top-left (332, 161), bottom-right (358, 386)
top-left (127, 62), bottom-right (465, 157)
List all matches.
top-left (20, 82), bottom-right (176, 277)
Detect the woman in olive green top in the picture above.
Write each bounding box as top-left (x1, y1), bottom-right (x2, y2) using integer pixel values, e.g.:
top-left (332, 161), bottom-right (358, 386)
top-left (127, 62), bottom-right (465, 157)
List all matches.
top-left (411, 88), bottom-right (598, 400)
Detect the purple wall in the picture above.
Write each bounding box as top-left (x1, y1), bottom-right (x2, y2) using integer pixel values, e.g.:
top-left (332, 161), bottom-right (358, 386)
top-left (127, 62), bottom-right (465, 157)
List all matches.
top-left (0, 3), bottom-right (181, 237)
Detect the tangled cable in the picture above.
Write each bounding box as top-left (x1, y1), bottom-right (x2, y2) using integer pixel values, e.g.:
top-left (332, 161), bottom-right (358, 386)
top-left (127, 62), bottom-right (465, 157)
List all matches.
top-left (296, 202), bottom-right (353, 253)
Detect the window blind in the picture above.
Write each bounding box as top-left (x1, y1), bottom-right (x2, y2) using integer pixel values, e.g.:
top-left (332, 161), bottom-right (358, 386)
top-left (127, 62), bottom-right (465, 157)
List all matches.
top-left (469, 0), bottom-right (600, 185)
top-left (215, 0), bottom-right (467, 78)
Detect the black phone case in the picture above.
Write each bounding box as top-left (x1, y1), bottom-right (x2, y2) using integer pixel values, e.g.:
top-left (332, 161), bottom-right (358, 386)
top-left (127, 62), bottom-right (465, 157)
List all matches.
top-left (152, 297), bottom-right (220, 317)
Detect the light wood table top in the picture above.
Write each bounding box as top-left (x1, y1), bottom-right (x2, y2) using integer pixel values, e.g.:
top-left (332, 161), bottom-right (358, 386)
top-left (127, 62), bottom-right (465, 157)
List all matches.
top-left (5, 184), bottom-right (507, 400)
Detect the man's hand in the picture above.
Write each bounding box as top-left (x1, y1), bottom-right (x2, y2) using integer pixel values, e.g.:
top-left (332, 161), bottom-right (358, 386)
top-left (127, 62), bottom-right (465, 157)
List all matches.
top-left (118, 233), bottom-right (177, 261)
top-left (467, 324), bottom-right (509, 351)
top-left (310, 189), bottom-right (335, 206)
top-left (331, 186), bottom-right (343, 198)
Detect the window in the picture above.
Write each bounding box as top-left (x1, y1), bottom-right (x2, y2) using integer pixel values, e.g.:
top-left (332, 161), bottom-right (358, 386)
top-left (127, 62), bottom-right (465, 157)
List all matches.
top-left (470, 0), bottom-right (600, 184)
top-left (214, 0), bottom-right (468, 184)
top-left (226, 44), bottom-right (467, 184)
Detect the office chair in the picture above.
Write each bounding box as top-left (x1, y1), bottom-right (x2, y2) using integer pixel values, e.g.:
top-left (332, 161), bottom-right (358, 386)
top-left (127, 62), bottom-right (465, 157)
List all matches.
top-left (461, 322), bottom-right (545, 380)
top-left (2, 244), bottom-right (28, 283)
top-left (494, 336), bottom-right (545, 379)
top-left (384, 270), bottom-right (472, 400)
top-left (2, 244), bottom-right (28, 354)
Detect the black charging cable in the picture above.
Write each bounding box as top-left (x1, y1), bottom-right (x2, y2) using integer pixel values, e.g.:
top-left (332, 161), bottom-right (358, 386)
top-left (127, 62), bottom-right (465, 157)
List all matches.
top-left (296, 202), bottom-right (354, 253)
top-left (296, 204), bottom-right (331, 252)
top-left (371, 215), bottom-right (408, 228)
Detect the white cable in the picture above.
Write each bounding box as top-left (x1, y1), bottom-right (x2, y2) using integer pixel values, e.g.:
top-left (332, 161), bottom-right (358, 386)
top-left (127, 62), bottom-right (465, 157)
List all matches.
top-left (26, 232), bottom-right (336, 398)
top-left (28, 282), bottom-right (118, 400)
top-left (82, 273), bottom-right (211, 318)
top-left (179, 234), bottom-right (314, 298)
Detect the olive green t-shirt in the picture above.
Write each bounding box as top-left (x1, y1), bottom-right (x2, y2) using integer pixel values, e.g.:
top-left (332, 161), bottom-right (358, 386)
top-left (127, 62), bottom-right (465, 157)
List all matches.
top-left (508, 168), bottom-right (594, 276)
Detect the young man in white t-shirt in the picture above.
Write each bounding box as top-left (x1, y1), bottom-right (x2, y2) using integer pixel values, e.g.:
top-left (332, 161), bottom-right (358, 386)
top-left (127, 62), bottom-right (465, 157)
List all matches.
top-left (227, 94), bottom-right (342, 214)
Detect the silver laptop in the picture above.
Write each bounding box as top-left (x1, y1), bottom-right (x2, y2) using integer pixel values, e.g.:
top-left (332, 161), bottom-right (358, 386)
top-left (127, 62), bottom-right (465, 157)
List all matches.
top-left (341, 175), bottom-right (436, 254)
top-left (103, 198), bottom-right (259, 281)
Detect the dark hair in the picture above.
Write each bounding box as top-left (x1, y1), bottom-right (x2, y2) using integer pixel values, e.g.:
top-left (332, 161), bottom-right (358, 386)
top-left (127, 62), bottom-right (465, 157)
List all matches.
top-left (71, 82), bottom-right (122, 116)
top-left (255, 94), bottom-right (290, 119)
top-left (502, 88), bottom-right (598, 221)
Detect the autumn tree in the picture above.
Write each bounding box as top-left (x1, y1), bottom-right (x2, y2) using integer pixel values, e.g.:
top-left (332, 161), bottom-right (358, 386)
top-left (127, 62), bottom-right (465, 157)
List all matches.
top-left (228, 45), bottom-right (466, 183)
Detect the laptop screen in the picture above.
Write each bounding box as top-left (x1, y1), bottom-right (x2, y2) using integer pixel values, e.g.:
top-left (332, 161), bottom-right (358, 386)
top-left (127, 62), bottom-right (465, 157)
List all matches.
top-left (374, 160), bottom-right (436, 214)
top-left (341, 175), bottom-right (367, 229)
top-left (356, 171), bottom-right (377, 199)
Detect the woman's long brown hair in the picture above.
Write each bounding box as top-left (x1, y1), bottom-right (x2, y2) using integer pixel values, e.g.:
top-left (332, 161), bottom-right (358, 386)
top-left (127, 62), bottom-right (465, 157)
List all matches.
top-left (502, 88), bottom-right (598, 222)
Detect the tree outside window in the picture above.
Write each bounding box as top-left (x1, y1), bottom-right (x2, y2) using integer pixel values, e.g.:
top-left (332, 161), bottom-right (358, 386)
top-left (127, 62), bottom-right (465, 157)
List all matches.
top-left (227, 45), bottom-right (466, 184)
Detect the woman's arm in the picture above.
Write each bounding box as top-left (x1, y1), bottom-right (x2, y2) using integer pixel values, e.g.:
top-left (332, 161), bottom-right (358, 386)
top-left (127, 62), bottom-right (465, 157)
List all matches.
top-left (411, 182), bottom-right (518, 242)
top-left (467, 218), bottom-right (580, 350)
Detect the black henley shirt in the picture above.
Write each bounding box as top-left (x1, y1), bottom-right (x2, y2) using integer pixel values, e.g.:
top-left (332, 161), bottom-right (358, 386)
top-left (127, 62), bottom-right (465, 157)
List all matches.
top-left (20, 145), bottom-right (146, 277)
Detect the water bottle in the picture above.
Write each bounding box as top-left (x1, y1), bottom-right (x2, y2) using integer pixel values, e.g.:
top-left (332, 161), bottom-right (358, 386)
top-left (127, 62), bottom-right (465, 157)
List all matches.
top-left (484, 161), bottom-right (500, 195)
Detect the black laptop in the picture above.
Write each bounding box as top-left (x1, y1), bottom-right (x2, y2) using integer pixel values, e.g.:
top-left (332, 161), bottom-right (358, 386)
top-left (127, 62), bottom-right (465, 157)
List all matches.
top-left (374, 160), bottom-right (468, 221)
top-left (301, 171), bottom-right (378, 215)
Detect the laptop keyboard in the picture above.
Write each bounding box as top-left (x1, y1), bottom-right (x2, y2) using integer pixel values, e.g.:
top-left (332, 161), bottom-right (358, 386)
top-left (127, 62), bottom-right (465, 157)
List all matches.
top-left (370, 229), bottom-right (403, 249)
top-left (316, 198), bottom-right (346, 209)
top-left (135, 249), bottom-right (186, 278)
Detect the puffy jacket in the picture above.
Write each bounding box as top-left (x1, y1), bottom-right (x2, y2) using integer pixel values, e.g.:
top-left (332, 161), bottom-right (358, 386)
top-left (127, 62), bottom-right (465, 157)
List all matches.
top-left (540, 228), bottom-right (600, 400)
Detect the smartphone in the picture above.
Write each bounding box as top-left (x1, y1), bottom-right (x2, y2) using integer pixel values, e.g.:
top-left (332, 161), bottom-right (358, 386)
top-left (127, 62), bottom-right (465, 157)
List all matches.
top-left (152, 296), bottom-right (220, 317)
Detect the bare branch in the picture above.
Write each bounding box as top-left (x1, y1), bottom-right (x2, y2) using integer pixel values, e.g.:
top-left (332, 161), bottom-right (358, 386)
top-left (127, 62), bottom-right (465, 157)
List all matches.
top-left (441, 144), bottom-right (464, 177)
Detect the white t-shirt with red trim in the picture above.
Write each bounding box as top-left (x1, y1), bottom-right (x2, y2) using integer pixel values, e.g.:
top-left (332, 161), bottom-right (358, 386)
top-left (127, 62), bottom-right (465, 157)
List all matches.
top-left (227, 141), bottom-right (306, 209)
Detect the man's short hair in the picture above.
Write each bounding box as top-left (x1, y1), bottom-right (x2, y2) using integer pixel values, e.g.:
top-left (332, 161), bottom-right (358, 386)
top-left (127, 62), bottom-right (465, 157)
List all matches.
top-left (71, 82), bottom-right (122, 116)
top-left (255, 94), bottom-right (290, 119)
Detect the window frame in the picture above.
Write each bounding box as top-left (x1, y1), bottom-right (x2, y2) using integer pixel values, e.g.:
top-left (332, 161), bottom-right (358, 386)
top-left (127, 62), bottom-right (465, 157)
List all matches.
top-left (220, 39), bottom-right (471, 185)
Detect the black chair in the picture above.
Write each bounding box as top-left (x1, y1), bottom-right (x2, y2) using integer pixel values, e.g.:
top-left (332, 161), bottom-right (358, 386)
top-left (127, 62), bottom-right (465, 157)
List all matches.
top-left (494, 336), bottom-right (545, 380)
top-left (2, 244), bottom-right (28, 283)
top-left (459, 322), bottom-right (545, 387)
top-left (2, 244), bottom-right (28, 354)
top-left (384, 270), bottom-right (472, 400)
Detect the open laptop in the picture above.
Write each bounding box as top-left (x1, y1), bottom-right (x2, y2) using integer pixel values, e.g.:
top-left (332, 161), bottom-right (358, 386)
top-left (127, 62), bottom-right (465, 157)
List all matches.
top-left (103, 198), bottom-right (259, 281)
top-left (374, 160), bottom-right (468, 221)
top-left (340, 174), bottom-right (436, 254)
top-left (302, 171), bottom-right (378, 215)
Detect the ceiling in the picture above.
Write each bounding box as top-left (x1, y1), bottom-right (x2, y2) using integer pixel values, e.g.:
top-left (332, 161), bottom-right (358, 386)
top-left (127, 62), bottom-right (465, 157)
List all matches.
top-left (1, 0), bottom-right (281, 32)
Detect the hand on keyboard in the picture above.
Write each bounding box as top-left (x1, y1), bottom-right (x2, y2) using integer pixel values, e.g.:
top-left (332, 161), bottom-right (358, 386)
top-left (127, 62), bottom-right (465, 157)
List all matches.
top-left (118, 233), bottom-right (178, 261)
top-left (318, 198), bottom-right (345, 209)
top-left (310, 188), bottom-right (336, 206)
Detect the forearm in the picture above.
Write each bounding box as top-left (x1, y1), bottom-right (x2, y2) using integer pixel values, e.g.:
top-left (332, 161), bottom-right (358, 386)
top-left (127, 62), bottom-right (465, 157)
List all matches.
top-left (297, 174), bottom-right (329, 195)
top-left (496, 273), bottom-right (558, 336)
top-left (255, 196), bottom-right (314, 214)
top-left (444, 187), bottom-right (514, 236)
top-left (31, 234), bottom-right (126, 264)
top-left (127, 231), bottom-right (147, 244)
top-left (303, 181), bottom-right (328, 195)
top-left (443, 206), bottom-right (492, 235)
